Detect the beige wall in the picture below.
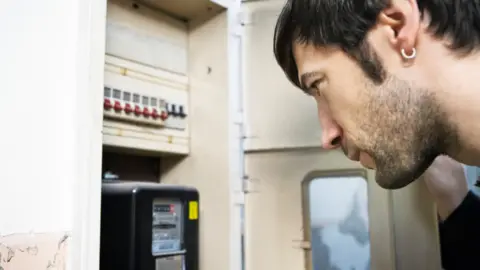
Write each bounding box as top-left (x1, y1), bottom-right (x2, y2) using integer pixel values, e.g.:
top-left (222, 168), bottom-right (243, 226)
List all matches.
top-left (241, 1), bottom-right (441, 269)
top-left (0, 233), bottom-right (69, 270)
top-left (106, 0), bottom-right (188, 74)
top-left (391, 181), bottom-right (442, 270)
top-left (242, 2), bottom-right (321, 151)
top-left (161, 11), bottom-right (232, 270)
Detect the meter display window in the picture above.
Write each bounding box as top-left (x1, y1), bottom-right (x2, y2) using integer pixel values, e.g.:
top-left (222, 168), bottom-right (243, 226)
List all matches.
top-left (151, 199), bottom-right (183, 255)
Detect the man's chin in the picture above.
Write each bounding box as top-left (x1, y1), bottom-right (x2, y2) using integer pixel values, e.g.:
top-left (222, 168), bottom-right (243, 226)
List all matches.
top-left (375, 176), bottom-right (415, 189)
top-left (360, 162), bottom-right (374, 170)
top-left (374, 154), bottom-right (438, 190)
top-left (374, 167), bottom-right (420, 190)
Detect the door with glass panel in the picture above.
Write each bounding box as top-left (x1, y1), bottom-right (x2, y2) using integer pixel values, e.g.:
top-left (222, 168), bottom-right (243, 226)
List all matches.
top-left (244, 149), bottom-right (395, 270)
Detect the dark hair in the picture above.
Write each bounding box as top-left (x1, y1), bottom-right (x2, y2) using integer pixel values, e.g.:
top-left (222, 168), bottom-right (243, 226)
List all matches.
top-left (273, 0), bottom-right (480, 89)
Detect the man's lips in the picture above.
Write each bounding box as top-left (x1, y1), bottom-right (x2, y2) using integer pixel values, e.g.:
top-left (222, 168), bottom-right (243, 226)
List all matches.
top-left (360, 152), bottom-right (376, 169)
top-left (348, 151), bottom-right (360, 162)
top-left (342, 147), bottom-right (375, 169)
top-left (341, 145), bottom-right (360, 162)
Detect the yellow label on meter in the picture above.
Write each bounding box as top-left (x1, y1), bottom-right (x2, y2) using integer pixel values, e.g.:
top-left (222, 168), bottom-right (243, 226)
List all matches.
top-left (189, 201), bottom-right (198, 220)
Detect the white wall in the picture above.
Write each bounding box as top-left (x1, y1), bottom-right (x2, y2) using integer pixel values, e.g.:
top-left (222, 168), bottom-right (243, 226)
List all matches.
top-left (1, 0), bottom-right (76, 236)
top-left (0, 0), bottom-right (105, 269)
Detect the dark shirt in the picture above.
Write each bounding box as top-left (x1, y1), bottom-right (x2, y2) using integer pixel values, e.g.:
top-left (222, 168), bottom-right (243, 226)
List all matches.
top-left (439, 191), bottom-right (480, 270)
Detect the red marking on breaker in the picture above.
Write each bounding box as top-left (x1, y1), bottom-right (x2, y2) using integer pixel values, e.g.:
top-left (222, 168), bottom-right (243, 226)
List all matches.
top-left (114, 101), bottom-right (122, 111)
top-left (134, 105), bottom-right (142, 116)
top-left (124, 103), bottom-right (132, 114)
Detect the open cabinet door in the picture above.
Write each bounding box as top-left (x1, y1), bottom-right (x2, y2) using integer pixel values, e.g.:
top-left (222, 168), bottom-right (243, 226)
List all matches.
top-left (240, 1), bottom-right (442, 270)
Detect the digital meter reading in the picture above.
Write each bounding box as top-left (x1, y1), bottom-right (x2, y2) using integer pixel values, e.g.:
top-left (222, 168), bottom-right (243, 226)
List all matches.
top-left (152, 199), bottom-right (183, 255)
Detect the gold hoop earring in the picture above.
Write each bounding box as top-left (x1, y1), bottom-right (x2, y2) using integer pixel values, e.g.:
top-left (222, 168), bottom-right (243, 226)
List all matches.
top-left (401, 48), bottom-right (416, 60)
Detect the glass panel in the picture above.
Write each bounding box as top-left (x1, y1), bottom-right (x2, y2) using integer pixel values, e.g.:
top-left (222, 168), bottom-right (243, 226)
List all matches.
top-left (159, 99), bottom-right (166, 108)
top-left (151, 199), bottom-right (183, 255)
top-left (142, 96), bottom-right (149, 106)
top-left (113, 89), bottom-right (121, 99)
top-left (123, 92), bottom-right (131, 102)
top-left (104, 87), bottom-right (111, 97)
top-left (133, 94), bottom-right (140, 104)
top-left (465, 165), bottom-right (480, 195)
top-left (308, 176), bottom-right (370, 270)
top-left (151, 97), bottom-right (157, 107)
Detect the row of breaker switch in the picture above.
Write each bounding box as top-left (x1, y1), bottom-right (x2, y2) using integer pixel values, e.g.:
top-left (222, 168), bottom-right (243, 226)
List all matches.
top-left (103, 86), bottom-right (187, 122)
top-left (103, 99), bottom-right (187, 120)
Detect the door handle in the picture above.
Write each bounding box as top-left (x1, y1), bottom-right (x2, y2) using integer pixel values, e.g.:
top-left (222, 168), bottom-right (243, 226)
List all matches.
top-left (292, 240), bottom-right (311, 250)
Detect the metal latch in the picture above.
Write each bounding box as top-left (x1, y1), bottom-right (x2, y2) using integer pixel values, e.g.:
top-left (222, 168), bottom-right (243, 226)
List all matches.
top-left (292, 240), bottom-right (311, 250)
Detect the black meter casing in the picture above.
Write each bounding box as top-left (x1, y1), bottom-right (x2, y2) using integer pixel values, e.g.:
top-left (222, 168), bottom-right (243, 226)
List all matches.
top-left (100, 181), bottom-right (199, 270)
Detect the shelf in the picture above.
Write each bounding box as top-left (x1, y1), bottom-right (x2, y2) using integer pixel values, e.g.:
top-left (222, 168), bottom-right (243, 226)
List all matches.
top-left (137, 0), bottom-right (226, 22)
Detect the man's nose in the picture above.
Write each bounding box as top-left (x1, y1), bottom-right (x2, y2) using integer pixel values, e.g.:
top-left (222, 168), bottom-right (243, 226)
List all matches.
top-left (318, 110), bottom-right (342, 149)
top-left (321, 124), bottom-right (342, 149)
top-left (316, 99), bottom-right (342, 149)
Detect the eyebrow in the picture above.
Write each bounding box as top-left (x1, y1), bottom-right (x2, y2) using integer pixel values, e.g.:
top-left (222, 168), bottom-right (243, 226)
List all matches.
top-left (300, 71), bottom-right (322, 90)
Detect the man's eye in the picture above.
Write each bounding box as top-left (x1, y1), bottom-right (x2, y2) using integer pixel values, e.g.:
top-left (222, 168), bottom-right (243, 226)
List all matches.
top-left (309, 80), bottom-right (323, 96)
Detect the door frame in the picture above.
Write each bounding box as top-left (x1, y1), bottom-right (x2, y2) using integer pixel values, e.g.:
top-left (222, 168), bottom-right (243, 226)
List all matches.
top-left (74, 0), bottom-right (107, 269)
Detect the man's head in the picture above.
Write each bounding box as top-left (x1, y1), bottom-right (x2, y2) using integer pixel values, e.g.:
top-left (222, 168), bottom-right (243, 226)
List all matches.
top-left (273, 0), bottom-right (480, 189)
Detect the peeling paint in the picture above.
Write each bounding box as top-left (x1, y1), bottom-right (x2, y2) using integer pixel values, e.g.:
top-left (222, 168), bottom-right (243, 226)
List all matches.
top-left (0, 232), bottom-right (70, 270)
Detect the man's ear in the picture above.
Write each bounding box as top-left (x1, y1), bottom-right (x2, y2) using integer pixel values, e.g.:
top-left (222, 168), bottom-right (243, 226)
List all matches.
top-left (378, 0), bottom-right (420, 55)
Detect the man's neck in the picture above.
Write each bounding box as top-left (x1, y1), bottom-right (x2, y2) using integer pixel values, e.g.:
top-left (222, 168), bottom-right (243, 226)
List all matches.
top-left (436, 55), bottom-right (480, 165)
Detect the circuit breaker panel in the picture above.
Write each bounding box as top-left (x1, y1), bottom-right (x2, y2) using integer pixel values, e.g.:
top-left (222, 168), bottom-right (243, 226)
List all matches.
top-left (102, 0), bottom-right (191, 155)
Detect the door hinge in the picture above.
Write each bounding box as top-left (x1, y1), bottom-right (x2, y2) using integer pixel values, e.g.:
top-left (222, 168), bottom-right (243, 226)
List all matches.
top-left (238, 10), bottom-right (254, 26)
top-left (242, 175), bottom-right (259, 194)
